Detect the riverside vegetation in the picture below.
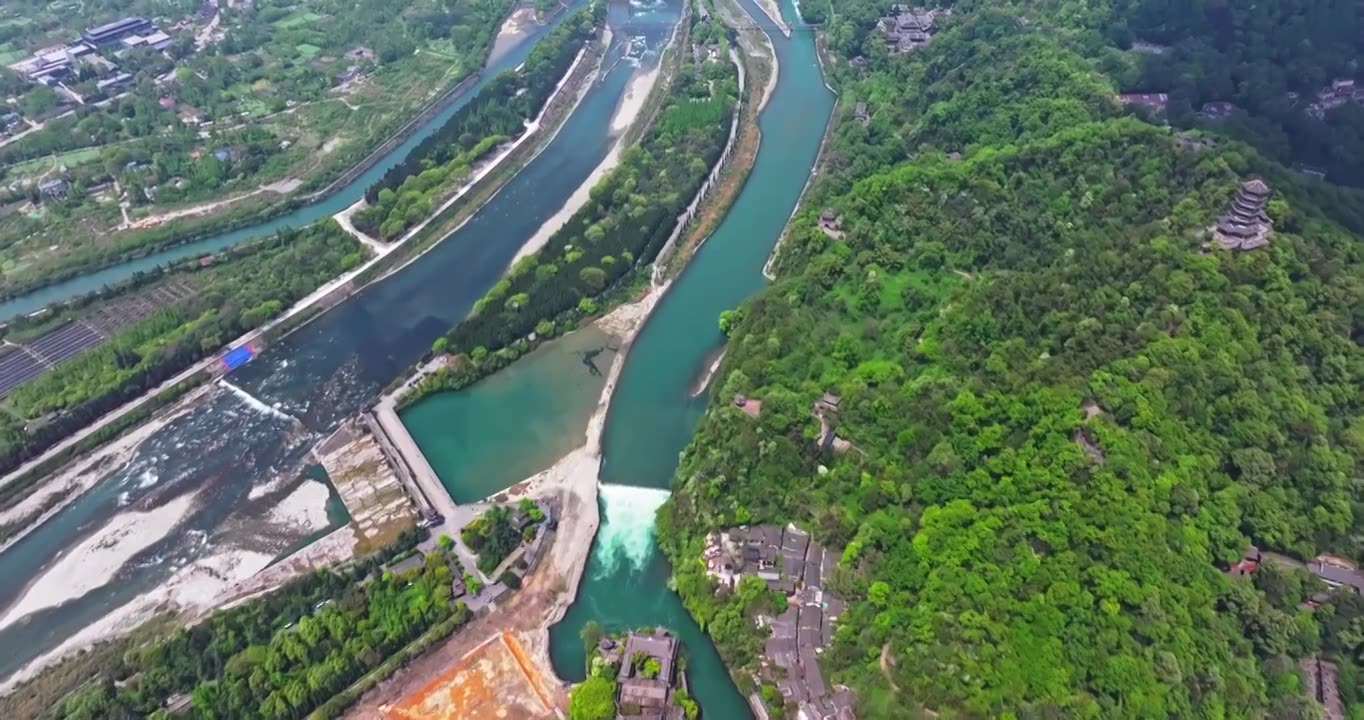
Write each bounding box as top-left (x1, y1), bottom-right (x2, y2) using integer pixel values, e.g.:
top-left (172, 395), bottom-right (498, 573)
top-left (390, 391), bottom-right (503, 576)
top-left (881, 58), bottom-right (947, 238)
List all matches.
top-left (402, 8), bottom-right (739, 403)
top-left (658, 3), bottom-right (1364, 720)
top-left (355, 6), bottom-right (604, 241)
top-left (12, 531), bottom-right (478, 720)
top-left (0, 222), bottom-right (362, 481)
top-left (0, 0), bottom-right (508, 296)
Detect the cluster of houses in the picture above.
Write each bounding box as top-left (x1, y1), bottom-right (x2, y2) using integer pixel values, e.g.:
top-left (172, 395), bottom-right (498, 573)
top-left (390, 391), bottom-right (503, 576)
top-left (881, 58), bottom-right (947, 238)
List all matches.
top-left (595, 629), bottom-right (688, 720)
top-left (1208, 179), bottom-right (1273, 252)
top-left (704, 524), bottom-right (855, 720)
top-left (1118, 92), bottom-right (1168, 115)
top-left (1197, 100), bottom-right (1238, 121)
top-left (732, 388), bottom-right (852, 456)
top-left (1304, 79), bottom-right (1364, 121)
top-left (375, 498), bottom-right (555, 615)
top-left (7, 17), bottom-right (174, 105)
top-left (1228, 546), bottom-right (1364, 720)
top-left (0, 111), bottom-right (23, 137)
top-left (876, 5), bottom-right (947, 55)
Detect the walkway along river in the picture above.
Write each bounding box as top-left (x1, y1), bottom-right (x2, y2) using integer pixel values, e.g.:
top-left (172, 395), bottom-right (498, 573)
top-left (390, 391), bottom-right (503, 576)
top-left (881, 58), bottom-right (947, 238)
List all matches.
top-left (0, 4), bottom-right (583, 321)
top-left (0, 1), bottom-right (677, 684)
top-left (548, 0), bottom-right (833, 715)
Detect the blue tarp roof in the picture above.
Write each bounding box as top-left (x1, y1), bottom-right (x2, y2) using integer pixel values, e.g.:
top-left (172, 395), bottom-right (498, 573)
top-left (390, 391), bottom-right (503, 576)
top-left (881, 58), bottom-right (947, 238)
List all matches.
top-left (221, 345), bottom-right (254, 370)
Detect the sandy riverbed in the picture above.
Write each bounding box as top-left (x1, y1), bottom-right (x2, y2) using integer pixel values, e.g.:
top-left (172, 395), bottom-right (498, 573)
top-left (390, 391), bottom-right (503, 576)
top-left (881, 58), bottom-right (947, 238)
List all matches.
top-left (0, 490), bottom-right (201, 631)
top-left (489, 7), bottom-right (542, 66)
top-left (268, 478), bottom-right (333, 533)
top-left (0, 541), bottom-right (277, 691)
top-left (754, 0), bottom-right (791, 36)
top-left (0, 385), bottom-right (214, 556)
top-left (510, 59), bottom-right (661, 266)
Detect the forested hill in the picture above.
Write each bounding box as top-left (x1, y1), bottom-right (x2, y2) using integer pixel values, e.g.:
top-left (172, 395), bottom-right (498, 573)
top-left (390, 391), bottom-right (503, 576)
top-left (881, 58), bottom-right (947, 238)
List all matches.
top-left (658, 4), bottom-right (1364, 720)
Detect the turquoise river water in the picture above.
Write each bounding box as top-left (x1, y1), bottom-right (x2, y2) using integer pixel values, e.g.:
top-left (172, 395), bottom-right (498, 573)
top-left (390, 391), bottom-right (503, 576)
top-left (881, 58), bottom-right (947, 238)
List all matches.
top-left (546, 0), bottom-right (833, 715)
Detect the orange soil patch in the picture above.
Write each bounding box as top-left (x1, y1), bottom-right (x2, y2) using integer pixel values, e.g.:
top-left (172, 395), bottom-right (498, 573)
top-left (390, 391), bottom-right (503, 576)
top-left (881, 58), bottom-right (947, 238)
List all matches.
top-left (381, 632), bottom-right (555, 720)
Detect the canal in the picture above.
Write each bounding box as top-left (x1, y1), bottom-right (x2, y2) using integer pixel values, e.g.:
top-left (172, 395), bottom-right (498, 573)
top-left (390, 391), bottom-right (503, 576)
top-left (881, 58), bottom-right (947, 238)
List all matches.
top-left (0, 4), bottom-right (580, 321)
top-left (548, 0), bottom-right (833, 715)
top-left (0, 0), bottom-right (677, 682)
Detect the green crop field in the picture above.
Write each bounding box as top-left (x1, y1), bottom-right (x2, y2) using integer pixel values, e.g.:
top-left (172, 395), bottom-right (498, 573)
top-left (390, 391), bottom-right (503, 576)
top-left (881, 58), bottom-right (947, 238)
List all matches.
top-left (295, 43), bottom-right (323, 59)
top-left (274, 11), bottom-right (323, 28)
top-left (6, 147), bottom-right (103, 178)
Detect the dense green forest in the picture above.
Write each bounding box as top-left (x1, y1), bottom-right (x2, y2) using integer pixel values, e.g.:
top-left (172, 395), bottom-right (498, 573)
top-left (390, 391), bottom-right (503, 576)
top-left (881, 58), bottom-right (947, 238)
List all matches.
top-left (812, 0), bottom-right (1363, 187)
top-left (356, 7), bottom-right (603, 239)
top-left (0, 222), bottom-right (360, 478)
top-left (1116, 0), bottom-right (1364, 185)
top-left (37, 532), bottom-right (472, 720)
top-left (659, 4), bottom-right (1364, 720)
top-left (404, 11), bottom-right (738, 401)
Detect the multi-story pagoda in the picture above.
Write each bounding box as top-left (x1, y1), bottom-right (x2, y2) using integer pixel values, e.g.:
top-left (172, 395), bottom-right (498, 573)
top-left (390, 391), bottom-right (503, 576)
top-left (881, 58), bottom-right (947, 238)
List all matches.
top-left (1213, 179), bottom-right (1272, 251)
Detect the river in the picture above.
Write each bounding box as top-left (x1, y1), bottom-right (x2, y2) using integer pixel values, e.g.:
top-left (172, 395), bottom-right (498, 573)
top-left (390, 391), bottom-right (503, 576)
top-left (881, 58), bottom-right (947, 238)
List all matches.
top-left (0, 0), bottom-right (677, 684)
top-left (547, 0), bottom-right (833, 714)
top-left (0, 3), bottom-right (579, 321)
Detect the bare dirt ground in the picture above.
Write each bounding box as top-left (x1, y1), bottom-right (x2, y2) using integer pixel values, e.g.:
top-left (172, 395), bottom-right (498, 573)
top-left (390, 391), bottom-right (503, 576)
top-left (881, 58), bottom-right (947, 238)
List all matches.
top-left (341, 543), bottom-right (575, 718)
top-left (380, 632), bottom-right (557, 720)
top-left (124, 178), bottom-right (302, 230)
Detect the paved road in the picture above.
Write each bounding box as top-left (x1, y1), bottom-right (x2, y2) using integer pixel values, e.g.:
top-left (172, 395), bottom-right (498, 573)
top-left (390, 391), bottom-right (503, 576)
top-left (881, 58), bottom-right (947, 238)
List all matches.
top-left (374, 396), bottom-right (491, 582)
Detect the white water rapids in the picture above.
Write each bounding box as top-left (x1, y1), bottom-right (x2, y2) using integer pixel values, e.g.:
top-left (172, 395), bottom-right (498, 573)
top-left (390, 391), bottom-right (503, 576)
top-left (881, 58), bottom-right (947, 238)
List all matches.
top-left (594, 484), bottom-right (670, 575)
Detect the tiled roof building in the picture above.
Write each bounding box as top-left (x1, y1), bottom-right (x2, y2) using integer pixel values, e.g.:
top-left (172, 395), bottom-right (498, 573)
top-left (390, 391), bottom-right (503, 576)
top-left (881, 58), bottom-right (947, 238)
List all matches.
top-left (1213, 179), bottom-right (1272, 251)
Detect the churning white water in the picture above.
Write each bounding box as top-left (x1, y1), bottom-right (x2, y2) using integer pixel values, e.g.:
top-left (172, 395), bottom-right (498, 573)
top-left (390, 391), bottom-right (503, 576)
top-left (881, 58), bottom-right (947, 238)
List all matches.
top-left (594, 484), bottom-right (670, 575)
top-left (219, 380), bottom-right (296, 424)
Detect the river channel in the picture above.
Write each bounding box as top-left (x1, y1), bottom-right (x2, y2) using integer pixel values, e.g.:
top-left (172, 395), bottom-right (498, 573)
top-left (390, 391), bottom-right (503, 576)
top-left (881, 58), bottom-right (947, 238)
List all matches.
top-left (547, 0), bottom-right (833, 715)
top-left (0, 2), bottom-right (577, 321)
top-left (0, 0), bottom-right (675, 683)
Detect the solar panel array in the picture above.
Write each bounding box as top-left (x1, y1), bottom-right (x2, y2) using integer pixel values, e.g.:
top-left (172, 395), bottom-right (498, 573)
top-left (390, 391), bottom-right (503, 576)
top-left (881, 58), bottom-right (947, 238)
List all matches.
top-left (0, 347), bottom-right (47, 398)
top-left (28, 322), bottom-right (103, 365)
top-left (0, 281), bottom-right (200, 401)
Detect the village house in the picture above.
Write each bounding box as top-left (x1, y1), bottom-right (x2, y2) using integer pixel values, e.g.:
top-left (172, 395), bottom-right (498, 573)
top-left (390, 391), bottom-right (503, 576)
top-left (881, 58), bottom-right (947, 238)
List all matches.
top-left (179, 104), bottom-right (206, 126)
top-left (1227, 546), bottom-right (1364, 598)
top-left (334, 65), bottom-right (364, 86)
top-left (0, 112), bottom-right (22, 134)
top-left (733, 393), bottom-right (763, 418)
top-left (853, 102), bottom-right (869, 126)
top-left (1306, 78), bottom-right (1364, 120)
top-left (1197, 101), bottom-right (1237, 121)
top-left (811, 392), bottom-right (843, 450)
top-left (1118, 92), bottom-right (1168, 114)
top-left (1308, 560), bottom-right (1364, 595)
top-left (83, 16), bottom-right (156, 46)
top-left (38, 178), bottom-right (69, 200)
top-left (614, 629), bottom-right (686, 720)
top-left (1211, 179), bottom-right (1272, 251)
top-left (817, 210), bottom-right (843, 239)
top-left (8, 44), bottom-right (93, 83)
top-left (877, 5), bottom-right (946, 54)
top-left (702, 524), bottom-right (855, 718)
